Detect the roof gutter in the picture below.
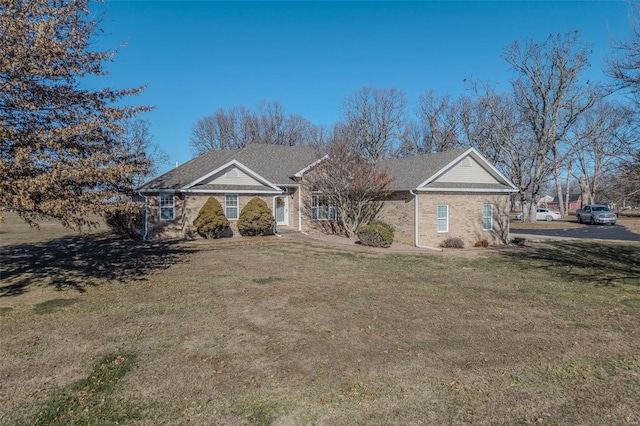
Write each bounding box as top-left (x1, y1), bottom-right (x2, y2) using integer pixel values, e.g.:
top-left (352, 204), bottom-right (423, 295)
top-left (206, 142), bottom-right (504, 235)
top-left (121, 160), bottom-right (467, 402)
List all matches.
top-left (410, 190), bottom-right (443, 252)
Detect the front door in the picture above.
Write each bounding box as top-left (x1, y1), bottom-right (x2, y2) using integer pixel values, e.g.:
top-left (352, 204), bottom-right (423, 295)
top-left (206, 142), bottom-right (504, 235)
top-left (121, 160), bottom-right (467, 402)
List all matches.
top-left (274, 196), bottom-right (288, 226)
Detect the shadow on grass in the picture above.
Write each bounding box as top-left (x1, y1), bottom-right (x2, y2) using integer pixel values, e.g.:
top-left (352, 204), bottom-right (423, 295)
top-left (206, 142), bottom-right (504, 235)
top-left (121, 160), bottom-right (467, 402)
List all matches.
top-left (0, 234), bottom-right (194, 297)
top-left (502, 241), bottom-right (640, 286)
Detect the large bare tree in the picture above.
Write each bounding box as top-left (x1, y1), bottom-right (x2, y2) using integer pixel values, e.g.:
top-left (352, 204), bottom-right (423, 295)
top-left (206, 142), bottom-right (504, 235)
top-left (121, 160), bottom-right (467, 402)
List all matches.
top-left (504, 31), bottom-right (600, 221)
top-left (0, 0), bottom-right (150, 228)
top-left (467, 84), bottom-right (538, 212)
top-left (340, 86), bottom-right (407, 162)
top-left (400, 90), bottom-right (464, 156)
top-left (571, 101), bottom-right (633, 206)
top-left (116, 118), bottom-right (169, 191)
top-left (190, 101), bottom-right (321, 155)
top-left (608, 2), bottom-right (640, 108)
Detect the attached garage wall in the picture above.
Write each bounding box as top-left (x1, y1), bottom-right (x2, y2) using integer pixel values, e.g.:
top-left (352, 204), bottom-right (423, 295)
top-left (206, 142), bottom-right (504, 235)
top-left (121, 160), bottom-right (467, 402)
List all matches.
top-left (377, 192), bottom-right (415, 245)
top-left (415, 192), bottom-right (510, 247)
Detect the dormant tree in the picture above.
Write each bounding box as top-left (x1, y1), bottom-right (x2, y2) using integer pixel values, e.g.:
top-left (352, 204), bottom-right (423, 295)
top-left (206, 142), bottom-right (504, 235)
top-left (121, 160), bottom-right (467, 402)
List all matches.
top-left (468, 84), bottom-right (536, 211)
top-left (340, 86), bottom-right (406, 162)
top-left (571, 101), bottom-right (632, 206)
top-left (190, 101), bottom-right (320, 155)
top-left (608, 2), bottom-right (640, 108)
top-left (307, 132), bottom-right (393, 238)
top-left (400, 90), bottom-right (463, 156)
top-left (620, 150), bottom-right (640, 204)
top-left (0, 0), bottom-right (149, 228)
top-left (116, 118), bottom-right (169, 191)
top-left (607, 2), bottom-right (640, 203)
top-left (504, 31), bottom-right (599, 221)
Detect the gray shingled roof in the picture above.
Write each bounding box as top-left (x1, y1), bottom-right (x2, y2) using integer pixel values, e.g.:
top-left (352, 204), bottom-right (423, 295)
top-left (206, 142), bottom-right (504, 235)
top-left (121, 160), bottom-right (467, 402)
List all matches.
top-left (139, 144), bottom-right (514, 193)
top-left (139, 144), bottom-right (320, 191)
top-left (380, 149), bottom-right (468, 190)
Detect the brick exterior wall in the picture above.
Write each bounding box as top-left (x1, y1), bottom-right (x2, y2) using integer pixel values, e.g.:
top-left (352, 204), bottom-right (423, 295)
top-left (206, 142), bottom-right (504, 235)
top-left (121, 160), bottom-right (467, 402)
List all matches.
top-left (146, 192), bottom-right (298, 239)
top-left (378, 192), bottom-right (510, 247)
top-left (376, 192), bottom-right (415, 245)
top-left (145, 188), bottom-right (510, 247)
top-left (419, 192), bottom-right (509, 247)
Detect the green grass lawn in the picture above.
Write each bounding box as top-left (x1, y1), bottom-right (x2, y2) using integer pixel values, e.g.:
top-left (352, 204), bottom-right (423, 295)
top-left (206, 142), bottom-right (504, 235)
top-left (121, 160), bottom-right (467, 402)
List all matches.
top-left (1, 214), bottom-right (639, 425)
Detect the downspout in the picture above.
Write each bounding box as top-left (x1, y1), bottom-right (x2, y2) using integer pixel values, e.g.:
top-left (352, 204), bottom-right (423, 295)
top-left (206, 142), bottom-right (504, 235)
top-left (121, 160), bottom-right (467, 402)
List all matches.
top-left (272, 195), bottom-right (278, 235)
top-left (298, 185), bottom-right (302, 232)
top-left (410, 190), bottom-right (443, 252)
top-left (138, 192), bottom-right (148, 241)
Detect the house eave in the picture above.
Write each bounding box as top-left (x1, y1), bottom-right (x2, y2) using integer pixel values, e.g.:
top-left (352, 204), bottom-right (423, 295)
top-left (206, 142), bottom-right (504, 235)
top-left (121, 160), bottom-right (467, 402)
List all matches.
top-left (415, 187), bottom-right (518, 193)
top-left (293, 154), bottom-right (328, 178)
top-left (138, 188), bottom-right (284, 195)
top-left (181, 159), bottom-right (282, 192)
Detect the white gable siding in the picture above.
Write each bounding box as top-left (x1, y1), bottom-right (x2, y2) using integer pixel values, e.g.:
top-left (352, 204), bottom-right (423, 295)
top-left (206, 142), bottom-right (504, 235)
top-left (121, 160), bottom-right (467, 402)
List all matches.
top-left (433, 156), bottom-right (497, 184)
top-left (206, 167), bottom-right (261, 186)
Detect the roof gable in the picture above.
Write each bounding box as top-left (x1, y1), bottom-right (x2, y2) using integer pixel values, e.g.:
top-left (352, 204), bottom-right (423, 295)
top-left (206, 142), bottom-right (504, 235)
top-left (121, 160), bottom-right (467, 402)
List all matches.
top-left (381, 148), bottom-right (518, 192)
top-left (183, 159), bottom-right (281, 191)
top-left (138, 144), bottom-right (321, 192)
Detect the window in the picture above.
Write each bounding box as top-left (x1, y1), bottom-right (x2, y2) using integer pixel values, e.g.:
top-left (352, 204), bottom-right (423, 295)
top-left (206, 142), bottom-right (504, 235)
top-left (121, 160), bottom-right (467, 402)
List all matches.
top-left (312, 195), bottom-right (336, 220)
top-left (437, 205), bottom-right (448, 232)
top-left (159, 194), bottom-right (175, 220)
top-left (225, 194), bottom-right (238, 219)
top-left (483, 204), bottom-right (493, 231)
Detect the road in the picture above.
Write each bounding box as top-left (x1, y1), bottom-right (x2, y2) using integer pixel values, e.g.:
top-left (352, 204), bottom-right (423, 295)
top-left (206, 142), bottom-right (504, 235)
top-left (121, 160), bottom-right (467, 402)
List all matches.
top-left (511, 224), bottom-right (640, 242)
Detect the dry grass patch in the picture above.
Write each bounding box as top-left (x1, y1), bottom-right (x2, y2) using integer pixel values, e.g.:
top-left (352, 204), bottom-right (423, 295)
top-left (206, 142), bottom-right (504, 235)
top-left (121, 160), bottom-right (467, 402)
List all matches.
top-left (1, 222), bottom-right (639, 424)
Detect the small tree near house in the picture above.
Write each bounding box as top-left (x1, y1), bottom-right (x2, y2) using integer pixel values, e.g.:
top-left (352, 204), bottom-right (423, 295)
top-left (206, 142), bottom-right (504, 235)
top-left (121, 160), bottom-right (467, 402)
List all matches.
top-left (237, 197), bottom-right (276, 236)
top-left (307, 137), bottom-right (393, 239)
top-left (193, 197), bottom-right (231, 239)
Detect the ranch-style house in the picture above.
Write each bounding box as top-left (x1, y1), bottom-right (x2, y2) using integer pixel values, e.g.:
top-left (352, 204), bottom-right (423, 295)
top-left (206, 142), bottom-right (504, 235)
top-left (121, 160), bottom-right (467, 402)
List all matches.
top-left (137, 144), bottom-right (518, 248)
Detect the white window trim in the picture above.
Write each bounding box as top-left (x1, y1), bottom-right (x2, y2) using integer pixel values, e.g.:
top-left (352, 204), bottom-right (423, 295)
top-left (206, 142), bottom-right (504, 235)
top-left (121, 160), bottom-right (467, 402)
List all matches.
top-left (437, 204), bottom-right (448, 233)
top-left (159, 194), bottom-right (175, 221)
top-left (483, 204), bottom-right (493, 231)
top-left (225, 194), bottom-right (238, 220)
top-left (311, 194), bottom-right (336, 221)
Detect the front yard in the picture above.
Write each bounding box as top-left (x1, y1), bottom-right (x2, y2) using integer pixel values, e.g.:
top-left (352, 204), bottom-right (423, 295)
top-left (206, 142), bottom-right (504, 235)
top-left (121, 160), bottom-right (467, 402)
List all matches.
top-left (1, 214), bottom-right (639, 425)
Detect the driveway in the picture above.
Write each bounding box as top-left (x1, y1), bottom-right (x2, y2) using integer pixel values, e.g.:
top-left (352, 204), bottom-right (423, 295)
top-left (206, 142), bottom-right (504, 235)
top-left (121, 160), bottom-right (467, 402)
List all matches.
top-left (511, 224), bottom-right (640, 242)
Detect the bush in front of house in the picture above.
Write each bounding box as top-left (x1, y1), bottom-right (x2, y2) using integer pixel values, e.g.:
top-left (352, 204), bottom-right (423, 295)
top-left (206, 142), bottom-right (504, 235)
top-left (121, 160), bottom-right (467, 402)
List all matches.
top-left (440, 237), bottom-right (464, 249)
top-left (474, 239), bottom-right (489, 248)
top-left (237, 197), bottom-right (276, 236)
top-left (368, 219), bottom-right (395, 239)
top-left (104, 203), bottom-right (145, 239)
top-left (357, 223), bottom-right (394, 248)
top-left (193, 197), bottom-right (230, 239)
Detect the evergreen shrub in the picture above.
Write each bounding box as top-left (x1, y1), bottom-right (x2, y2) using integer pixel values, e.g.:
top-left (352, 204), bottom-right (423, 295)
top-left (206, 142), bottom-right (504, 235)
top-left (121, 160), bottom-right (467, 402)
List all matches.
top-left (193, 197), bottom-right (231, 239)
top-left (368, 219), bottom-right (395, 238)
top-left (357, 223), bottom-right (394, 248)
top-left (238, 197), bottom-right (276, 236)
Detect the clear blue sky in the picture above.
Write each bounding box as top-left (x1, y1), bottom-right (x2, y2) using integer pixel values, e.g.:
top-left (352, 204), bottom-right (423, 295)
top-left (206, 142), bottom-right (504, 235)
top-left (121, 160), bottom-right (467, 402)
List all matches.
top-left (90, 1), bottom-right (631, 175)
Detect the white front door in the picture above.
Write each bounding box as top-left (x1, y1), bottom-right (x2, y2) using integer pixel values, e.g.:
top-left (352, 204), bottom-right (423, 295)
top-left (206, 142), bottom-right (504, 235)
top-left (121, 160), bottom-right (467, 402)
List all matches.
top-left (274, 196), bottom-right (288, 226)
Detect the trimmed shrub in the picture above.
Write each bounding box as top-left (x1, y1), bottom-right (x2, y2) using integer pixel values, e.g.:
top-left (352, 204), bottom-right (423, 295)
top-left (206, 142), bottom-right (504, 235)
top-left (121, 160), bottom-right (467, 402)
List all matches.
top-left (193, 197), bottom-right (231, 239)
top-left (104, 204), bottom-right (144, 239)
top-left (368, 219), bottom-right (395, 238)
top-left (238, 197), bottom-right (276, 236)
top-left (474, 239), bottom-right (489, 248)
top-left (357, 224), bottom-right (394, 248)
top-left (440, 237), bottom-right (464, 249)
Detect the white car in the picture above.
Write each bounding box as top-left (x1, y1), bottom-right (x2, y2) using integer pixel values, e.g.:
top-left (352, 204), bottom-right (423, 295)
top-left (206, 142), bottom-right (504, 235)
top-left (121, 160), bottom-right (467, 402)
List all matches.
top-left (515, 208), bottom-right (562, 222)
